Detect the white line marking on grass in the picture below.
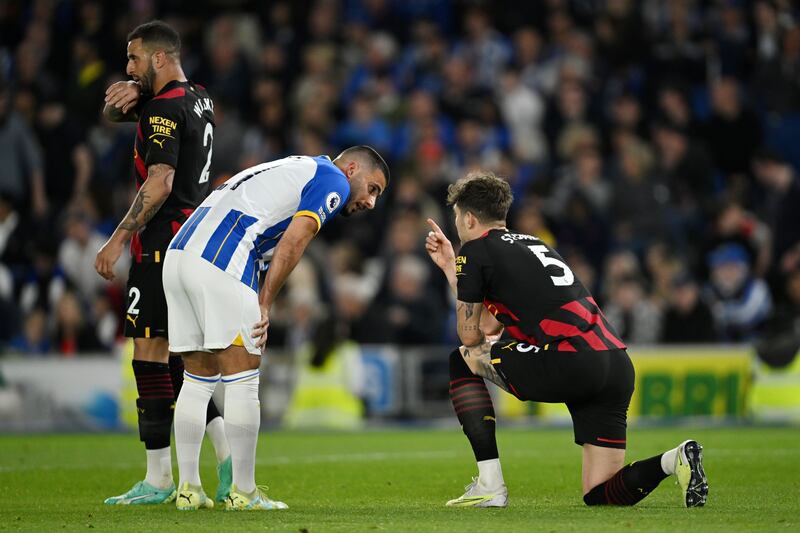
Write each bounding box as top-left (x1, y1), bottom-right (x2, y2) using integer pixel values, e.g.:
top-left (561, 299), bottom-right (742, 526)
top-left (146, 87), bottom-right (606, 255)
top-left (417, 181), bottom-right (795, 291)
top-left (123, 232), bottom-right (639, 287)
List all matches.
top-left (1, 447), bottom-right (798, 473)
top-left (0, 450), bottom-right (461, 473)
top-left (258, 449), bottom-right (461, 465)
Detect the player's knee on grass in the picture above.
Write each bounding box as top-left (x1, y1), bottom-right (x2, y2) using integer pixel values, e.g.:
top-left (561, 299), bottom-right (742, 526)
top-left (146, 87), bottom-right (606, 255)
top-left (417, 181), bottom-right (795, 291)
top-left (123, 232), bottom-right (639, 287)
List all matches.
top-left (583, 484), bottom-right (608, 506)
top-left (581, 455), bottom-right (669, 506)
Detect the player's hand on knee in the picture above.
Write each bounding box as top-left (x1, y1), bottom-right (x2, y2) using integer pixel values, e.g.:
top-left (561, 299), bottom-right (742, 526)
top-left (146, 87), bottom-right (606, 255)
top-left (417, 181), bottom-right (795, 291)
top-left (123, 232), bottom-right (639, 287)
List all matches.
top-left (105, 80), bottom-right (141, 114)
top-left (252, 306), bottom-right (270, 348)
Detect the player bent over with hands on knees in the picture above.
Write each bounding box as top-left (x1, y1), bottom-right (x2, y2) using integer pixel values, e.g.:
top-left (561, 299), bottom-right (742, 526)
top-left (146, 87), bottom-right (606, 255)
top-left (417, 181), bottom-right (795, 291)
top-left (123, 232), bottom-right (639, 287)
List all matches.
top-left (95, 20), bottom-right (231, 506)
top-left (424, 171), bottom-right (708, 508)
top-left (162, 146), bottom-right (389, 510)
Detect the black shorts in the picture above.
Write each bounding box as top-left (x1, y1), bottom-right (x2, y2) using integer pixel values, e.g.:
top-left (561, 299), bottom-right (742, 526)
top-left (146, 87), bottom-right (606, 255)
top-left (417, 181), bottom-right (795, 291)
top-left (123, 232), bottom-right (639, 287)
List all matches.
top-left (490, 342), bottom-right (635, 449)
top-left (124, 259), bottom-right (168, 339)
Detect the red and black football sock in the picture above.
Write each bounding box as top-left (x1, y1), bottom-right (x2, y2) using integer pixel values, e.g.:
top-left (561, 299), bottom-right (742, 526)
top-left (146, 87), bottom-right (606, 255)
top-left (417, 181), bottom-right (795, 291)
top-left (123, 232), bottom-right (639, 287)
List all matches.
top-left (133, 359), bottom-right (174, 450)
top-left (168, 355), bottom-right (184, 398)
top-left (583, 455), bottom-right (669, 506)
top-left (449, 348), bottom-right (498, 461)
top-left (168, 355), bottom-right (222, 423)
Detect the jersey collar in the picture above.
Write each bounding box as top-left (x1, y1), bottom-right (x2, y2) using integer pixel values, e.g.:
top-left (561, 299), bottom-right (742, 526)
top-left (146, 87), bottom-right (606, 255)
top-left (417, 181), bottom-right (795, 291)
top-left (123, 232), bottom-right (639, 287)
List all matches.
top-left (156, 79), bottom-right (183, 96)
top-left (480, 227), bottom-right (508, 239)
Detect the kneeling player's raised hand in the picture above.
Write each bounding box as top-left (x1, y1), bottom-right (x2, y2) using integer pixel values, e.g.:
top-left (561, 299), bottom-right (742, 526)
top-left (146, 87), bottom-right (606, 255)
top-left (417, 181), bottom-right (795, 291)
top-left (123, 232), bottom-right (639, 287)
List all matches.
top-left (425, 218), bottom-right (455, 275)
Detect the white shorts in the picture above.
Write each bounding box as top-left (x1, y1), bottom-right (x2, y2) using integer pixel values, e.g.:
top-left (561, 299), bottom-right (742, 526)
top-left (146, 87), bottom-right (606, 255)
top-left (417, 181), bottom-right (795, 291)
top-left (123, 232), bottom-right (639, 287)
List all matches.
top-left (163, 249), bottom-right (261, 356)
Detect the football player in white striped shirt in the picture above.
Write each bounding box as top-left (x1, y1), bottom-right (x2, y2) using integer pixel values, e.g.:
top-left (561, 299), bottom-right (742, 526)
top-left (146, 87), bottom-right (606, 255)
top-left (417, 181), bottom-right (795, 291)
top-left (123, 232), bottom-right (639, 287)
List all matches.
top-left (164, 146), bottom-right (389, 510)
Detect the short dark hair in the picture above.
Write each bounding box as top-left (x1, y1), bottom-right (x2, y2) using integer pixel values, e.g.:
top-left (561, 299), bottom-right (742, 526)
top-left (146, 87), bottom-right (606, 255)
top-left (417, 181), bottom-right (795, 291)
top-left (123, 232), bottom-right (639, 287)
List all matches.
top-left (338, 145), bottom-right (390, 185)
top-left (128, 20), bottom-right (180, 57)
top-left (447, 171), bottom-right (513, 223)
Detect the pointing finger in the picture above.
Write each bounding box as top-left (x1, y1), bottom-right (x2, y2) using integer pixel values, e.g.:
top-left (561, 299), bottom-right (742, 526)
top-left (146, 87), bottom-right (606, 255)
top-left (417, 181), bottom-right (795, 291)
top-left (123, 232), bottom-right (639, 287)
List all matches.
top-left (426, 218), bottom-right (444, 236)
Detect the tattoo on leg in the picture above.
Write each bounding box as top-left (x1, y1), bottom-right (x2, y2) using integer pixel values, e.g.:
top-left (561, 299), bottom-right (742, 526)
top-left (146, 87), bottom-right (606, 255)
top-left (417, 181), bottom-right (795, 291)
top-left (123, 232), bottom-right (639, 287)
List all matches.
top-left (461, 343), bottom-right (510, 393)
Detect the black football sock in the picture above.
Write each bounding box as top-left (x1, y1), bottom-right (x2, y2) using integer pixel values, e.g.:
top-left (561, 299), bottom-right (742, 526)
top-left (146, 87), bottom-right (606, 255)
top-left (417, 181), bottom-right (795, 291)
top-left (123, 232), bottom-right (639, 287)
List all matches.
top-left (168, 355), bottom-right (184, 398)
top-left (583, 455), bottom-right (669, 506)
top-left (168, 355), bottom-right (223, 423)
top-left (449, 348), bottom-right (498, 461)
top-left (133, 360), bottom-right (175, 450)
top-left (206, 397), bottom-right (223, 423)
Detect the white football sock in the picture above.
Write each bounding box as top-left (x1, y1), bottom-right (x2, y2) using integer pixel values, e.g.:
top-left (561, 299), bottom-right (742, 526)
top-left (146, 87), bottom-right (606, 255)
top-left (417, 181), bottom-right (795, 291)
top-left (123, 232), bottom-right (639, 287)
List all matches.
top-left (175, 372), bottom-right (219, 487)
top-left (144, 447), bottom-right (173, 489)
top-left (223, 369), bottom-right (261, 494)
top-left (661, 445), bottom-right (680, 475)
top-left (477, 458), bottom-right (505, 489)
top-left (206, 415), bottom-right (231, 463)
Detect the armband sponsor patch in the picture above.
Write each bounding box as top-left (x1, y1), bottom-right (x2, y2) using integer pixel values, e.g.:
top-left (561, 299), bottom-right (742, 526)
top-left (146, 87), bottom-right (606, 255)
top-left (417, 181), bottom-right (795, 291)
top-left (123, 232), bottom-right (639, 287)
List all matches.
top-left (325, 192), bottom-right (341, 213)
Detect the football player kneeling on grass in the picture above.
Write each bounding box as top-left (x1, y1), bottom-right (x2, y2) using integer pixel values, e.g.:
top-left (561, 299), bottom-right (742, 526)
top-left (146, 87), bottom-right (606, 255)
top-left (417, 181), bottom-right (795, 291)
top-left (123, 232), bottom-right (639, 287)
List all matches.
top-left (425, 172), bottom-right (708, 508)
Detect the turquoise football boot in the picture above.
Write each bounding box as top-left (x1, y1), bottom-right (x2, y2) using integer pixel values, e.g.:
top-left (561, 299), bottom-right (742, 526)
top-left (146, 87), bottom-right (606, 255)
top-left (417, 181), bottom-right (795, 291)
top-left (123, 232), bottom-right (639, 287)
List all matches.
top-left (104, 480), bottom-right (177, 505)
top-left (215, 456), bottom-right (233, 503)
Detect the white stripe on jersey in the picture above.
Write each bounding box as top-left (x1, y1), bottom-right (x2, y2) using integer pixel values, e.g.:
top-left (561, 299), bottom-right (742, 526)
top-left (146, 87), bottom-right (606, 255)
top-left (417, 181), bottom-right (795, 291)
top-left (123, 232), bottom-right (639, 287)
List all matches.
top-left (168, 155), bottom-right (350, 291)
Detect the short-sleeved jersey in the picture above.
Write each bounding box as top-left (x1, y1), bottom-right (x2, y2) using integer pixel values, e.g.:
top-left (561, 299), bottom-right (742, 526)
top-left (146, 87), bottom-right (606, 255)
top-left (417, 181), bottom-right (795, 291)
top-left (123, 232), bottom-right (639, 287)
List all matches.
top-left (168, 155), bottom-right (350, 291)
top-left (456, 229), bottom-right (626, 352)
top-left (132, 80), bottom-right (215, 261)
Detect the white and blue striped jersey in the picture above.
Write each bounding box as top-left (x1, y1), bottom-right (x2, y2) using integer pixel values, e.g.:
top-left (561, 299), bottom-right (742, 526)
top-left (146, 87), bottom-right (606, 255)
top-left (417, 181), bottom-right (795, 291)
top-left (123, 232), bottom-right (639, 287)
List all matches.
top-left (168, 155), bottom-right (350, 291)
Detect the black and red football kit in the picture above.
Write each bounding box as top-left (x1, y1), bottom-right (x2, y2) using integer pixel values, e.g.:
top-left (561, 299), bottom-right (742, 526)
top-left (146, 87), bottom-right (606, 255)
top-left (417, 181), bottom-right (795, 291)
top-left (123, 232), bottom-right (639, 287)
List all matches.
top-left (456, 228), bottom-right (635, 449)
top-left (124, 80), bottom-right (215, 339)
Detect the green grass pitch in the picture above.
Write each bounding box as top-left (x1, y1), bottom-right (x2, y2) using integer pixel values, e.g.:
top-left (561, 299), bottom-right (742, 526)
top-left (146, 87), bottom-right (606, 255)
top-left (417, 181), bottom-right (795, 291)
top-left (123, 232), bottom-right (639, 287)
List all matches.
top-left (1, 426), bottom-right (798, 531)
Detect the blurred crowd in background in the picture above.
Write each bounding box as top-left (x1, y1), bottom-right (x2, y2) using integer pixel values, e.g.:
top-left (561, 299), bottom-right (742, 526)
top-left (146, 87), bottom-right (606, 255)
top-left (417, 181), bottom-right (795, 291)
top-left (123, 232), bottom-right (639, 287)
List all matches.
top-left (1, 0), bottom-right (800, 357)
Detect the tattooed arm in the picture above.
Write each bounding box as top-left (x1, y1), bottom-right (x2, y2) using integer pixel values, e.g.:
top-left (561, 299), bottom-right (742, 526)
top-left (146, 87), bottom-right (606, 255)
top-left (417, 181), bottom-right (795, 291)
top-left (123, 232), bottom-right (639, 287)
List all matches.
top-left (95, 163), bottom-right (174, 281)
top-left (456, 299), bottom-right (484, 347)
top-left (118, 164), bottom-right (174, 232)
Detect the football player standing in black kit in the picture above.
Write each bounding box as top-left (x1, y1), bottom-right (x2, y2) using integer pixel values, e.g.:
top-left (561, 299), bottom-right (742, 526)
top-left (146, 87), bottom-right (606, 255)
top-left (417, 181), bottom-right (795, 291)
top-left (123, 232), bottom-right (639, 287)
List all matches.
top-left (95, 20), bottom-right (231, 505)
top-left (425, 172), bottom-right (708, 508)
